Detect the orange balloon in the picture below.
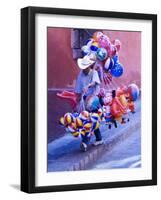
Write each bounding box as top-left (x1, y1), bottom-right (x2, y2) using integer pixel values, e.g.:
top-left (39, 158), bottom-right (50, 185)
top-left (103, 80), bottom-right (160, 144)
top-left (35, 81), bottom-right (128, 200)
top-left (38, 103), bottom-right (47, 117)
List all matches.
top-left (111, 104), bottom-right (122, 118)
top-left (116, 88), bottom-right (124, 97)
top-left (110, 97), bottom-right (126, 119)
top-left (128, 101), bottom-right (135, 112)
top-left (93, 31), bottom-right (103, 42)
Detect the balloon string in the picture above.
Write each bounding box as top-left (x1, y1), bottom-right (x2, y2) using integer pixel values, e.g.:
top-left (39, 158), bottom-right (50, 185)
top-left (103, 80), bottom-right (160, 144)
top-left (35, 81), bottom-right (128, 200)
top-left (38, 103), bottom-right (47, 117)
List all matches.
top-left (112, 79), bottom-right (119, 89)
top-left (105, 82), bottom-right (110, 91)
top-left (84, 29), bottom-right (93, 37)
top-left (109, 80), bottom-right (117, 91)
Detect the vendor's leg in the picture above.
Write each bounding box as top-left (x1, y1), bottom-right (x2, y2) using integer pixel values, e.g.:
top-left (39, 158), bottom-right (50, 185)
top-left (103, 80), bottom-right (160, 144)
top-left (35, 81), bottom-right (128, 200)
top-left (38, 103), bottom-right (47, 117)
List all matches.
top-left (94, 128), bottom-right (102, 141)
top-left (80, 133), bottom-right (89, 152)
top-left (93, 128), bottom-right (103, 146)
top-left (113, 119), bottom-right (117, 128)
top-left (81, 134), bottom-right (90, 144)
top-left (91, 109), bottom-right (103, 146)
top-left (121, 117), bottom-right (126, 124)
top-left (108, 123), bottom-right (112, 129)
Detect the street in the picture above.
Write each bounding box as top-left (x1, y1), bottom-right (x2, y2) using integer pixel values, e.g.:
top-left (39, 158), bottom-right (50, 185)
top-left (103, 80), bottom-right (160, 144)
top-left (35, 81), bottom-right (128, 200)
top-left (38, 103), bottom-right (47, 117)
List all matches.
top-left (89, 128), bottom-right (141, 170)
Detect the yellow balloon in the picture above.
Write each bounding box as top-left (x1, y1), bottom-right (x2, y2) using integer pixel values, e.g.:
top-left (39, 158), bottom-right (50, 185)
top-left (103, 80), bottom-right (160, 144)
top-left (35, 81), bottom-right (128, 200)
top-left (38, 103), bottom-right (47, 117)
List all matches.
top-left (80, 130), bottom-right (86, 136)
top-left (83, 122), bottom-right (92, 130)
top-left (75, 117), bottom-right (83, 128)
top-left (64, 113), bottom-right (73, 125)
top-left (72, 132), bottom-right (79, 137)
top-left (59, 117), bottom-right (65, 126)
top-left (93, 121), bottom-right (100, 130)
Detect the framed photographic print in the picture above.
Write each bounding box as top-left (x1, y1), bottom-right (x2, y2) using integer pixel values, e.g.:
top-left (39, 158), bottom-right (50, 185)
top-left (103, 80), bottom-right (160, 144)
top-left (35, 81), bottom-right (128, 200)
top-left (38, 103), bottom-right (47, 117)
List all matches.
top-left (21, 6), bottom-right (157, 193)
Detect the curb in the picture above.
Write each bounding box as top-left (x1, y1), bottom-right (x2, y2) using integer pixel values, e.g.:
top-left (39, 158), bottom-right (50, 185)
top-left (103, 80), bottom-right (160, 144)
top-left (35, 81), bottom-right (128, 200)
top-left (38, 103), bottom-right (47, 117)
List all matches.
top-left (69, 120), bottom-right (141, 171)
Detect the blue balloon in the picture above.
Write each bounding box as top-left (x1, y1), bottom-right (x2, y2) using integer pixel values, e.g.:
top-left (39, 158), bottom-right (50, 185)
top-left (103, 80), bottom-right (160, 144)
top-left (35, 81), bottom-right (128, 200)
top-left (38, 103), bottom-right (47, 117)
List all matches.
top-left (128, 84), bottom-right (140, 101)
top-left (96, 48), bottom-right (108, 61)
top-left (110, 63), bottom-right (124, 77)
top-left (90, 44), bottom-right (98, 52)
top-left (85, 39), bottom-right (91, 45)
top-left (73, 112), bottom-right (79, 118)
top-left (85, 38), bottom-right (93, 46)
top-left (112, 55), bottom-right (119, 64)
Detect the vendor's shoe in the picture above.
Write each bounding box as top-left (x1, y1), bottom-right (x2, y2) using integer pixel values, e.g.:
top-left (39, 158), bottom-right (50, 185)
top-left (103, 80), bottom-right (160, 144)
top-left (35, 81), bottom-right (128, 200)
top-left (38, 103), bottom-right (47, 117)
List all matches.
top-left (93, 140), bottom-right (104, 146)
top-left (80, 142), bottom-right (87, 152)
top-left (121, 118), bottom-right (126, 124)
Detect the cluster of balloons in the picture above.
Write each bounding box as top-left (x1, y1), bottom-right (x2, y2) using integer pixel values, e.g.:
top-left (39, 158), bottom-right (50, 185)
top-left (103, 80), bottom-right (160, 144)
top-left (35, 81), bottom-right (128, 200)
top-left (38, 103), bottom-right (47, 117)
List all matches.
top-left (103, 83), bottom-right (140, 124)
top-left (59, 83), bottom-right (140, 137)
top-left (59, 110), bottom-right (102, 138)
top-left (81, 31), bottom-right (124, 79)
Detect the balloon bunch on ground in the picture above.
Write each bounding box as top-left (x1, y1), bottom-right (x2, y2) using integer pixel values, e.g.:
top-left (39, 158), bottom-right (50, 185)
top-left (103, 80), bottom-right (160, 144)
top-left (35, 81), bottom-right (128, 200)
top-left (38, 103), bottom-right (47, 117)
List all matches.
top-left (59, 83), bottom-right (140, 138)
top-left (59, 110), bottom-right (102, 138)
top-left (81, 31), bottom-right (124, 81)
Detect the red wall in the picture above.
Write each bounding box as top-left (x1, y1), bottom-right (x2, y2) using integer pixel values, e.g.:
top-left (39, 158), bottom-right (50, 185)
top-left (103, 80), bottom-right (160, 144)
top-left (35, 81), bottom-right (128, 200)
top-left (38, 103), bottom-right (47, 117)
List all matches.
top-left (47, 28), bottom-right (78, 88)
top-left (104, 30), bottom-right (141, 87)
top-left (47, 28), bottom-right (141, 88)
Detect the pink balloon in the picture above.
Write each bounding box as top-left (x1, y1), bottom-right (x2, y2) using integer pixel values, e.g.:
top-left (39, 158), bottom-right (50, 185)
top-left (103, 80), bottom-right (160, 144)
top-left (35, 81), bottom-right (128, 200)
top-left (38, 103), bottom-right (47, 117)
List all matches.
top-left (99, 34), bottom-right (111, 49)
top-left (113, 39), bottom-right (121, 51)
top-left (108, 44), bottom-right (117, 57)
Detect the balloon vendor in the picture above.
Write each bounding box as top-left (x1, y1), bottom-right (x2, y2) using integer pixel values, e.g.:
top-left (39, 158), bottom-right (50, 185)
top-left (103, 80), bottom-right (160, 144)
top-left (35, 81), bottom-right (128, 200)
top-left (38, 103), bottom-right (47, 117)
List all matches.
top-left (74, 54), bottom-right (103, 152)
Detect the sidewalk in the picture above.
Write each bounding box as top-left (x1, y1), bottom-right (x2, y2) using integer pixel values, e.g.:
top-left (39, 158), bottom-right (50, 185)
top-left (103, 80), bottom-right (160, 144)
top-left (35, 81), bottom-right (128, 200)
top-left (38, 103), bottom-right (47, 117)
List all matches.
top-left (48, 99), bottom-right (141, 172)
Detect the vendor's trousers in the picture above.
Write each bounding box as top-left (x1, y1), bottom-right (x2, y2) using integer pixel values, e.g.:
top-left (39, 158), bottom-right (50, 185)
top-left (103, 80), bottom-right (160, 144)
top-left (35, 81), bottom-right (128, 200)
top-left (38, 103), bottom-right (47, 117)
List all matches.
top-left (81, 128), bottom-right (102, 145)
top-left (80, 106), bottom-right (102, 145)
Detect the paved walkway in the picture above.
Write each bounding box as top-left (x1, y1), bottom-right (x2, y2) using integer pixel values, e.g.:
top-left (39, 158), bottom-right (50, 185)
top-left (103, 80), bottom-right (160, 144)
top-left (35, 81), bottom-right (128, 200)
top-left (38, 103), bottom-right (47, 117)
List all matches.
top-left (48, 99), bottom-right (141, 172)
top-left (89, 128), bottom-right (141, 169)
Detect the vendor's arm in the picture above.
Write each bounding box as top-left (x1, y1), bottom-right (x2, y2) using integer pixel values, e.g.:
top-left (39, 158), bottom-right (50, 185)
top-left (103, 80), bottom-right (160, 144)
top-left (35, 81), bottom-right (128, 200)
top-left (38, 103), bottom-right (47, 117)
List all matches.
top-left (84, 69), bottom-right (101, 91)
top-left (88, 82), bottom-right (97, 88)
top-left (83, 82), bottom-right (96, 94)
top-left (92, 69), bottom-right (101, 85)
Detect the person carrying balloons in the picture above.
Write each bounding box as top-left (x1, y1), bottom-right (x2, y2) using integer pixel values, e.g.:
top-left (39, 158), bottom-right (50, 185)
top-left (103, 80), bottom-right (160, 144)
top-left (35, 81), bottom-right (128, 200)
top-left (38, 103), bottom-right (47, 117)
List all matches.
top-left (75, 54), bottom-right (104, 151)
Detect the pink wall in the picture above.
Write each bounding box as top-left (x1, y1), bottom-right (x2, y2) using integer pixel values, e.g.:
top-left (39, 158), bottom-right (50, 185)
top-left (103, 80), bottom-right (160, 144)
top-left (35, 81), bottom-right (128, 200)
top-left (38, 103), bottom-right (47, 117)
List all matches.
top-left (47, 28), bottom-right (141, 88)
top-left (104, 30), bottom-right (141, 87)
top-left (47, 28), bottom-right (78, 88)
